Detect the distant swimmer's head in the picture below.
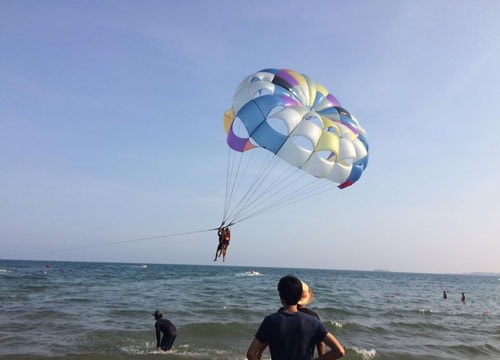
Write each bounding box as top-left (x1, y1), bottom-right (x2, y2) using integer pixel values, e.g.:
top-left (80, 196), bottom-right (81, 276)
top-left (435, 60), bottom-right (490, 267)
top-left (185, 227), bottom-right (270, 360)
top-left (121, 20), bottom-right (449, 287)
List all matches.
top-left (298, 281), bottom-right (314, 306)
top-left (152, 309), bottom-right (163, 319)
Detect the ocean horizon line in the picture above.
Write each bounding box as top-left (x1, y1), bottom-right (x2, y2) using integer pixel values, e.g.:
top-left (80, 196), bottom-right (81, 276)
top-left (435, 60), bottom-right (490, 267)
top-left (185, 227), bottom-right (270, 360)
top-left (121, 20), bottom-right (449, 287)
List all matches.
top-left (2, 258), bottom-right (499, 277)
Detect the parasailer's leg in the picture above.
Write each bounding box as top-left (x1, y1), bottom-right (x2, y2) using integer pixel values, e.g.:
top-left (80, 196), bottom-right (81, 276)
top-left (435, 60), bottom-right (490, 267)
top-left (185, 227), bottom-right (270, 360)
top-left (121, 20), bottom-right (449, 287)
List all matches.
top-left (222, 244), bottom-right (229, 262)
top-left (214, 243), bottom-right (223, 261)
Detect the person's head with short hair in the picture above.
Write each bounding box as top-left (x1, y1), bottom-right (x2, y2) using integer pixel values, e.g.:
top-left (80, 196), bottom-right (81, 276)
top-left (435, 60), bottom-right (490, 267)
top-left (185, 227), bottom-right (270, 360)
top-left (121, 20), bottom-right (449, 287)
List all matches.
top-left (152, 309), bottom-right (163, 320)
top-left (277, 275), bottom-right (302, 306)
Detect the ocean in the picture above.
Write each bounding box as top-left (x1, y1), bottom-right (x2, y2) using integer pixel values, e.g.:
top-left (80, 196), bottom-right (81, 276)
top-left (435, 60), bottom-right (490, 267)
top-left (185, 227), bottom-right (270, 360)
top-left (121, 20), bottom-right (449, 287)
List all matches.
top-left (0, 260), bottom-right (498, 360)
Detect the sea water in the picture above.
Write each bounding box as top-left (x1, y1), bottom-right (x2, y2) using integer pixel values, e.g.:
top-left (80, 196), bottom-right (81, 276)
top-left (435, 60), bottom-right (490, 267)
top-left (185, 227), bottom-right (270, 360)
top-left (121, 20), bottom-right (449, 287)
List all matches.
top-left (0, 260), bottom-right (498, 359)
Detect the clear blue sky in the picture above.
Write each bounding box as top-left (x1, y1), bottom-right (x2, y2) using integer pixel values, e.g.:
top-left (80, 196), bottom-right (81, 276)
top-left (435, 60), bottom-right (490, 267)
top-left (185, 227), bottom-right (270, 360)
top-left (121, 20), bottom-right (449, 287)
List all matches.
top-left (1, 0), bottom-right (499, 273)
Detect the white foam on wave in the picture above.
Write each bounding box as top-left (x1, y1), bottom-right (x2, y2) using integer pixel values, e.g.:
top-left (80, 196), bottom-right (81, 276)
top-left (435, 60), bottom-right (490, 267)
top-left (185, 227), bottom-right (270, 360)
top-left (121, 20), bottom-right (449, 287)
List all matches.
top-left (350, 346), bottom-right (377, 360)
top-left (236, 271), bottom-right (262, 277)
top-left (329, 321), bottom-right (344, 328)
top-left (120, 343), bottom-right (180, 355)
top-left (247, 271), bottom-right (261, 276)
top-left (119, 345), bottom-right (149, 355)
top-left (419, 308), bottom-right (440, 314)
top-left (120, 343), bottom-right (239, 358)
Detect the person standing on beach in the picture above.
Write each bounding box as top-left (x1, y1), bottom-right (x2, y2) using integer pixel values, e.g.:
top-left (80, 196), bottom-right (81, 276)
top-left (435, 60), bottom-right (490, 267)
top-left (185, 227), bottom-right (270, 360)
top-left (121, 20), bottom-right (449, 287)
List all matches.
top-left (246, 275), bottom-right (345, 360)
top-left (277, 280), bottom-right (326, 357)
top-left (152, 309), bottom-right (177, 352)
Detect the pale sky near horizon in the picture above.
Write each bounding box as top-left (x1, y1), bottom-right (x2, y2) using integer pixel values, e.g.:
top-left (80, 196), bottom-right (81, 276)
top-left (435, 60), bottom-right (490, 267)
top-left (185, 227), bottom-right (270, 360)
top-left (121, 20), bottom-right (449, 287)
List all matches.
top-left (1, 1), bottom-right (499, 274)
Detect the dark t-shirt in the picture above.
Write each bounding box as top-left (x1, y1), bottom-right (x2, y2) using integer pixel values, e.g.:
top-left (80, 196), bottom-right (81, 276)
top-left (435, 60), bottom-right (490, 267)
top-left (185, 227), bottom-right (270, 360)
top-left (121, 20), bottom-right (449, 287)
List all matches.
top-left (255, 311), bottom-right (328, 360)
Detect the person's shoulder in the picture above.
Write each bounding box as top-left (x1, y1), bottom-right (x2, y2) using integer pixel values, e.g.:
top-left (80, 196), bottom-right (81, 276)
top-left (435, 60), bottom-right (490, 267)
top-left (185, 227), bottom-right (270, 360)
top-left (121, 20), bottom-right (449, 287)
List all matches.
top-left (265, 310), bottom-right (292, 321)
top-left (298, 307), bottom-right (319, 318)
top-left (294, 312), bottom-right (327, 336)
top-left (266, 311), bottom-right (282, 319)
top-left (297, 310), bottom-right (317, 319)
top-left (297, 310), bottom-right (324, 327)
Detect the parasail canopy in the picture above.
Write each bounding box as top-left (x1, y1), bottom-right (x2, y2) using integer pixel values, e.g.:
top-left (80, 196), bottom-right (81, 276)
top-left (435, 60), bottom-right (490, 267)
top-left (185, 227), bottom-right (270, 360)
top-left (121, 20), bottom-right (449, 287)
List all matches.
top-left (221, 68), bottom-right (369, 226)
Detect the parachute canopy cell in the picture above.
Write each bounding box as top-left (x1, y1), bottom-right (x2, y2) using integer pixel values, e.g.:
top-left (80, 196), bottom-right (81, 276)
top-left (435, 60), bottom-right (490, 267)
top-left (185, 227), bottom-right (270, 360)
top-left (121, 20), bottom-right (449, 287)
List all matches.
top-left (225, 68), bottom-right (369, 188)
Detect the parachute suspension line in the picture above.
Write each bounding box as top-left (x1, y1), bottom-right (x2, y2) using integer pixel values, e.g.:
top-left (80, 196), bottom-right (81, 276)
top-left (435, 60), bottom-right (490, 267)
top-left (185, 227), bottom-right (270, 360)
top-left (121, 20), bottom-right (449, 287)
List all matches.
top-left (222, 146), bottom-right (231, 221)
top-left (224, 149), bottom-right (279, 224)
top-left (229, 167), bottom-right (295, 224)
top-left (227, 154), bottom-right (283, 223)
top-left (223, 138), bottom-right (260, 222)
top-left (238, 180), bottom-right (334, 224)
top-left (233, 171), bottom-right (334, 224)
top-left (223, 145), bottom-right (240, 222)
top-left (223, 145), bottom-right (260, 224)
top-left (224, 147), bottom-right (337, 225)
top-left (36, 228), bottom-right (218, 256)
top-left (105, 228), bottom-right (218, 245)
top-left (230, 157), bottom-right (301, 220)
top-left (257, 176), bottom-right (333, 215)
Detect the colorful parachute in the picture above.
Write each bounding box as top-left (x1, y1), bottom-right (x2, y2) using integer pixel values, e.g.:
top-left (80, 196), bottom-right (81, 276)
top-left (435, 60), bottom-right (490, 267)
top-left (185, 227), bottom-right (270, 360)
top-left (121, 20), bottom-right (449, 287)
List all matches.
top-left (221, 68), bottom-right (369, 225)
